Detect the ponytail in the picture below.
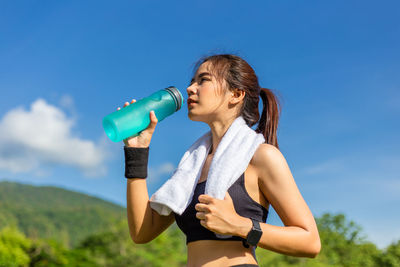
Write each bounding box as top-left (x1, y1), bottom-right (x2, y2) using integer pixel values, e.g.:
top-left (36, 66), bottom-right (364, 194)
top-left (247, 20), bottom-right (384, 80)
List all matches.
top-left (256, 88), bottom-right (281, 149)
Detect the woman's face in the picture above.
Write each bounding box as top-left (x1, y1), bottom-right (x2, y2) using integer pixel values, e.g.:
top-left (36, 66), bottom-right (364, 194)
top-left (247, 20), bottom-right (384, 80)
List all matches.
top-left (186, 62), bottom-right (231, 122)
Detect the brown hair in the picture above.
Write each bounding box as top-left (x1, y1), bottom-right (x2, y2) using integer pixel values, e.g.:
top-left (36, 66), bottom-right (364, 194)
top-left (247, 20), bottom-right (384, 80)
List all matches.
top-left (192, 54), bottom-right (281, 149)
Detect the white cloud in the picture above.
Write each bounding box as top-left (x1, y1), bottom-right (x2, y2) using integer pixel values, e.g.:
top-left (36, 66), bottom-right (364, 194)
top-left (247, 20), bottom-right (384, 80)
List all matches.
top-left (0, 98), bottom-right (107, 177)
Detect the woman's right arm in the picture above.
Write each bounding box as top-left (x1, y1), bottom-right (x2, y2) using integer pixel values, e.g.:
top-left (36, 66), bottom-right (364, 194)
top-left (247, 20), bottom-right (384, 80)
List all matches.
top-left (119, 99), bottom-right (175, 244)
top-left (126, 178), bottom-right (175, 244)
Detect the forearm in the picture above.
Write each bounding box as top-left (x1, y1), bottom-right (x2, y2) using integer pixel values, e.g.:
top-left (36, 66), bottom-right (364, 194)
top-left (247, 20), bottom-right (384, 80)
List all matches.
top-left (233, 216), bottom-right (321, 258)
top-left (126, 178), bottom-right (154, 243)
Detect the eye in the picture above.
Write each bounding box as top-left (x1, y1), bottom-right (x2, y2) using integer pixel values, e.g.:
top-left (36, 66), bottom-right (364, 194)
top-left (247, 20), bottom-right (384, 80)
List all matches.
top-left (199, 78), bottom-right (209, 84)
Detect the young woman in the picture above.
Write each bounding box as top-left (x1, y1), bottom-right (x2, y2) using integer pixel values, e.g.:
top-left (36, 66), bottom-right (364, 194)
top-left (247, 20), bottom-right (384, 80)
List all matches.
top-left (120, 54), bottom-right (321, 267)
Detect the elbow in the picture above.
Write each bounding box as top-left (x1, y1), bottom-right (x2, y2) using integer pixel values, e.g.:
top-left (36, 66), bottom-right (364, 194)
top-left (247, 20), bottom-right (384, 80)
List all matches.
top-left (294, 230), bottom-right (321, 258)
top-left (130, 234), bottom-right (150, 244)
top-left (132, 237), bottom-right (150, 244)
top-left (129, 230), bottom-right (150, 244)
top-left (306, 236), bottom-right (321, 258)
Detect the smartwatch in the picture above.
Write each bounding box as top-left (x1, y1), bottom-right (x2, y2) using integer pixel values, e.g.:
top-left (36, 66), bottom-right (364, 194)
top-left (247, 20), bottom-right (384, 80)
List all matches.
top-left (245, 218), bottom-right (263, 247)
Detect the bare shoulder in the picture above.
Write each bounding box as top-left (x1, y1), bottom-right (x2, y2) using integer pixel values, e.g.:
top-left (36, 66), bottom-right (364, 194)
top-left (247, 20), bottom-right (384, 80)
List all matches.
top-left (251, 143), bottom-right (285, 169)
top-left (250, 143), bottom-right (290, 184)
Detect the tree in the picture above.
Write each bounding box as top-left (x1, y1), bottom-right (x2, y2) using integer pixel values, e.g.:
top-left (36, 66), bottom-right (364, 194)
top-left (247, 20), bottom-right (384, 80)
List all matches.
top-left (74, 220), bottom-right (187, 267)
top-left (256, 212), bottom-right (381, 267)
top-left (378, 240), bottom-right (400, 267)
top-left (0, 227), bottom-right (31, 267)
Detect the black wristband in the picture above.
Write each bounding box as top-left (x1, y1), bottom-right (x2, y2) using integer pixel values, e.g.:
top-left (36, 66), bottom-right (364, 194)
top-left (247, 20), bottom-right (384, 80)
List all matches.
top-left (124, 146), bottom-right (149, 179)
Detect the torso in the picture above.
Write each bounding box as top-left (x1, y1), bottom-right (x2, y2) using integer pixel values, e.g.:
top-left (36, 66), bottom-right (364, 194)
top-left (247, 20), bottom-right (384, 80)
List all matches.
top-left (187, 153), bottom-right (269, 267)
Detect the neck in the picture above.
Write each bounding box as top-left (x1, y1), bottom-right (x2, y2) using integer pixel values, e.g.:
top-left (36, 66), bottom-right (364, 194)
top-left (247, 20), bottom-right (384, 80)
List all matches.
top-left (207, 114), bottom-right (239, 156)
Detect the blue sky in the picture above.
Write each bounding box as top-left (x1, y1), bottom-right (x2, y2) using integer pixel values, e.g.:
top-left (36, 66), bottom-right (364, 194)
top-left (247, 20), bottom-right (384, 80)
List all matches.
top-left (0, 1), bottom-right (399, 248)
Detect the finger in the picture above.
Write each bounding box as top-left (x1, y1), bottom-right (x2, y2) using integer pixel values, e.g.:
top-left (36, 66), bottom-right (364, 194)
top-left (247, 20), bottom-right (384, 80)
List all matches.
top-left (150, 110), bottom-right (158, 121)
top-left (199, 219), bottom-right (207, 228)
top-left (147, 111), bottom-right (158, 131)
top-left (123, 101), bottom-right (130, 107)
top-left (198, 194), bottom-right (214, 204)
top-left (196, 212), bottom-right (206, 220)
top-left (195, 203), bottom-right (210, 212)
top-left (130, 99), bottom-right (136, 104)
top-left (117, 107), bottom-right (121, 110)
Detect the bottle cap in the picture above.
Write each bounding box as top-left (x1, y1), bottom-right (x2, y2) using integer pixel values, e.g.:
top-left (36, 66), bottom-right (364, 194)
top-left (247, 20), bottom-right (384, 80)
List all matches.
top-left (164, 86), bottom-right (184, 111)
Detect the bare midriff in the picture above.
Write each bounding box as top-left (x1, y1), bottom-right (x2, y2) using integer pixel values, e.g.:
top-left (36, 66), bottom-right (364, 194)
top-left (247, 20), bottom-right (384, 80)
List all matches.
top-left (186, 240), bottom-right (258, 267)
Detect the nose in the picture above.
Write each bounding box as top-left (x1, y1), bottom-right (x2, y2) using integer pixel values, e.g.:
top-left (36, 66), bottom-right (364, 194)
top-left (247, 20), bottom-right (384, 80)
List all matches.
top-left (186, 83), bottom-right (197, 96)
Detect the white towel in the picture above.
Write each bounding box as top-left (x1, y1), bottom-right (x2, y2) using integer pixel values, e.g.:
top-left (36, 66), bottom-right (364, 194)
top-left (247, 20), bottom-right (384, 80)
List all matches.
top-left (149, 115), bottom-right (265, 217)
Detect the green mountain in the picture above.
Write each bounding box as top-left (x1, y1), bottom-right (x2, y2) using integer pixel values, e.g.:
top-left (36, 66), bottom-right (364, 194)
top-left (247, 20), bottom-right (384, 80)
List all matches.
top-left (0, 181), bottom-right (125, 248)
top-left (1, 181), bottom-right (400, 267)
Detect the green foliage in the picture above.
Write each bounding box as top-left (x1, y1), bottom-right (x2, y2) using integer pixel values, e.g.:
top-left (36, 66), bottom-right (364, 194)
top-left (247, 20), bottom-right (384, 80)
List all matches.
top-left (0, 227), bottom-right (31, 267)
top-left (28, 238), bottom-right (70, 267)
top-left (378, 240), bottom-right (400, 267)
top-left (1, 181), bottom-right (400, 266)
top-left (75, 220), bottom-right (187, 267)
top-left (0, 226), bottom-right (85, 267)
top-left (0, 181), bottom-right (125, 248)
top-left (131, 224), bottom-right (187, 267)
top-left (0, 219), bottom-right (185, 267)
top-left (256, 213), bottom-right (383, 267)
top-left (315, 213), bottom-right (381, 267)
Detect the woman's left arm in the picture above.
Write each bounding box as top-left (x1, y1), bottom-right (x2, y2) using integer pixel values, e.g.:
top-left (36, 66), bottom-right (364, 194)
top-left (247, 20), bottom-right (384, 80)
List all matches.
top-left (234, 143), bottom-right (321, 258)
top-left (195, 143), bottom-right (321, 257)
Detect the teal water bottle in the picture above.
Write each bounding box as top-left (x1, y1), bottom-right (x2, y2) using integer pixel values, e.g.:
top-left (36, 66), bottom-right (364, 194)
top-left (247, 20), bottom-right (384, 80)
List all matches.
top-left (103, 86), bottom-right (184, 142)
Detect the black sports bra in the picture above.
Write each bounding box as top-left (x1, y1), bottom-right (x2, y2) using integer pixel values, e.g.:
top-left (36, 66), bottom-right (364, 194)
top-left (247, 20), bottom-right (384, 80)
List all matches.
top-left (174, 172), bottom-right (268, 247)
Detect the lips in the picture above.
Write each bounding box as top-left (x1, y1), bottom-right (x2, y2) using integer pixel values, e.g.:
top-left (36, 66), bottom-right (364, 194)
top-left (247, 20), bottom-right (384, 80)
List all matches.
top-left (188, 99), bottom-right (198, 104)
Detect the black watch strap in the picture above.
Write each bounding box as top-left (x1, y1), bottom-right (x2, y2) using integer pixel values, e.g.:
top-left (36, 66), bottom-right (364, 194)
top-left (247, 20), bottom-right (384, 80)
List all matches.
top-left (245, 218), bottom-right (263, 247)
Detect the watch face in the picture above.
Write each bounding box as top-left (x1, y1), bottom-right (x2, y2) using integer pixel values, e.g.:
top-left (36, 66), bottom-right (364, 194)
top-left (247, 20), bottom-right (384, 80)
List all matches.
top-left (247, 219), bottom-right (263, 246)
top-left (247, 228), bottom-right (263, 246)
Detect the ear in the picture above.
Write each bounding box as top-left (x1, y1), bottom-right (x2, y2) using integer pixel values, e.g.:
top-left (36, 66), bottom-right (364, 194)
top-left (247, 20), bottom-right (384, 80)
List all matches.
top-left (230, 89), bottom-right (245, 104)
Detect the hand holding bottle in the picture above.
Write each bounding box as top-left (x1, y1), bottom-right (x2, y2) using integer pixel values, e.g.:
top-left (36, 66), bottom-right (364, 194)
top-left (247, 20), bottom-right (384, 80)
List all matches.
top-left (103, 86), bottom-right (183, 143)
top-left (117, 99), bottom-right (158, 148)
